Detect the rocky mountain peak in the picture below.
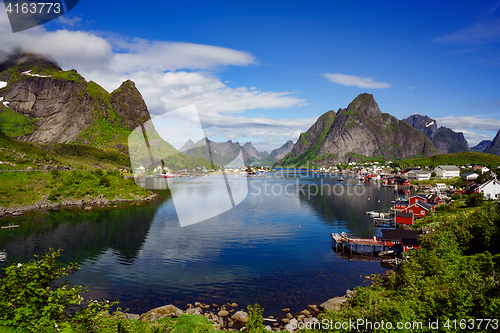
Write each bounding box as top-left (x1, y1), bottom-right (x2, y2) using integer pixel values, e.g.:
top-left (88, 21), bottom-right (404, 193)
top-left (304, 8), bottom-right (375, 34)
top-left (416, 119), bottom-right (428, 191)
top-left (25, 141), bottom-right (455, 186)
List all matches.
top-left (345, 93), bottom-right (380, 118)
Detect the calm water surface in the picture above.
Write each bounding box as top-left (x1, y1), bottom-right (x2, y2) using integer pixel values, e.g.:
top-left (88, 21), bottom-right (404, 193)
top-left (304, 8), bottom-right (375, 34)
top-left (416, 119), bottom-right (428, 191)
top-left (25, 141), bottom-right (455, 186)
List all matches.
top-left (0, 171), bottom-right (406, 315)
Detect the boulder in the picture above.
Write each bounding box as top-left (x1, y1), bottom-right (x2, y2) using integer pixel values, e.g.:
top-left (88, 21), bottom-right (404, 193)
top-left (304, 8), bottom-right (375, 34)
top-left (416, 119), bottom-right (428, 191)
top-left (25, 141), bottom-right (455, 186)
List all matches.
top-left (285, 319), bottom-right (298, 332)
top-left (138, 305), bottom-right (183, 322)
top-left (320, 297), bottom-right (347, 311)
top-left (218, 310), bottom-right (229, 317)
top-left (185, 307), bottom-right (203, 315)
top-left (231, 310), bottom-right (249, 323)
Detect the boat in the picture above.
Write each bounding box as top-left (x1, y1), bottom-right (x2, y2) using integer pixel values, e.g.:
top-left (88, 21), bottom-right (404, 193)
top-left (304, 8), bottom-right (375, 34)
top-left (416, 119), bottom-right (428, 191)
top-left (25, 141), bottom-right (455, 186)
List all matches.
top-left (159, 172), bottom-right (174, 178)
top-left (338, 177), bottom-right (344, 181)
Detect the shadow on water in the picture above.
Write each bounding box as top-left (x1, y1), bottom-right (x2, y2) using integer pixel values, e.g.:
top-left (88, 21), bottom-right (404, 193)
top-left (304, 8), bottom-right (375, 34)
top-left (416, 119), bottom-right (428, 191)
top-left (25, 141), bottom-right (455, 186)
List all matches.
top-left (0, 190), bottom-right (171, 267)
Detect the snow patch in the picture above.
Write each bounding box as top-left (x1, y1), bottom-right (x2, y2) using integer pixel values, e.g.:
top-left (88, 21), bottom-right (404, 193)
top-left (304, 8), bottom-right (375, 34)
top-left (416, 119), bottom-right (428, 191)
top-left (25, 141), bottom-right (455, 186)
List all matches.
top-left (0, 97), bottom-right (3, 102)
top-left (0, 81), bottom-right (7, 89)
top-left (425, 121), bottom-right (434, 127)
top-left (22, 70), bottom-right (51, 78)
top-left (2, 101), bottom-right (9, 107)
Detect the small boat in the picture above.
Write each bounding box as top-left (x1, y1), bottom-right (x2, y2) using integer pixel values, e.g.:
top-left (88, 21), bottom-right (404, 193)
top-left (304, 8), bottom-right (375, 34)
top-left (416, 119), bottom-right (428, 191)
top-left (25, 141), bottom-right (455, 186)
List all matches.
top-left (159, 172), bottom-right (174, 178)
top-left (366, 211), bottom-right (380, 217)
top-left (338, 177), bottom-right (344, 181)
top-left (1, 224), bottom-right (20, 230)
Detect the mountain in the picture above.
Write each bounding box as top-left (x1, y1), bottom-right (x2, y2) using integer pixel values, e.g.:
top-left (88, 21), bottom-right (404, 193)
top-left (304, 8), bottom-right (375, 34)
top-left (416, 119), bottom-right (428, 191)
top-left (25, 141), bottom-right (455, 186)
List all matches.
top-left (276, 93), bottom-right (439, 167)
top-left (180, 138), bottom-right (290, 166)
top-left (471, 140), bottom-right (492, 152)
top-left (484, 130), bottom-right (500, 156)
top-left (0, 53), bottom-right (211, 170)
top-left (0, 53), bottom-right (151, 148)
top-left (403, 114), bottom-right (469, 154)
top-left (270, 140), bottom-right (294, 160)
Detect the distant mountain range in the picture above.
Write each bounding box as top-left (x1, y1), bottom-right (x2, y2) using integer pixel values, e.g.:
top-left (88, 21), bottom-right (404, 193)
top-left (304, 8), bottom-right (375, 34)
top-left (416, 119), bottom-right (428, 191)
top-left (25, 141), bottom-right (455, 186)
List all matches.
top-left (275, 93), bottom-right (439, 166)
top-left (403, 114), bottom-right (469, 154)
top-left (180, 138), bottom-right (294, 167)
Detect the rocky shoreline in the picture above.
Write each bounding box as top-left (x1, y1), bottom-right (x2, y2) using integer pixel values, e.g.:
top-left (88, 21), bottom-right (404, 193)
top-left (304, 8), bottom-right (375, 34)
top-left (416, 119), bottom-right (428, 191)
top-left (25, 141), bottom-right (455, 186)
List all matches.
top-left (121, 273), bottom-right (388, 332)
top-left (0, 193), bottom-right (159, 219)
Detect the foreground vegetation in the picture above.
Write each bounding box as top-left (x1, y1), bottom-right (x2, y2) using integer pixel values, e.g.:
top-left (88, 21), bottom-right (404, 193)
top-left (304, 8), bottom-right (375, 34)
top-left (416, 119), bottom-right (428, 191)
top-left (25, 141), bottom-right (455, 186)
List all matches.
top-left (0, 170), bottom-right (152, 208)
top-left (304, 199), bottom-right (500, 332)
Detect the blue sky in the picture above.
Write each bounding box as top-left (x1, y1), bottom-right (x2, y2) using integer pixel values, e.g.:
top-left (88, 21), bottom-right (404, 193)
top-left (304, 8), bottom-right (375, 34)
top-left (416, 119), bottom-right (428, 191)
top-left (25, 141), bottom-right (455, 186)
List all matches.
top-left (1, 1), bottom-right (500, 151)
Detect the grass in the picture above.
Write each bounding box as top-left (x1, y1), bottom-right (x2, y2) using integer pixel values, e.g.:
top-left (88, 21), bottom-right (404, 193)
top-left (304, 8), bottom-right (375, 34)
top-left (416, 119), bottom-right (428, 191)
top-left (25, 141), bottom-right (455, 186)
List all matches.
top-left (0, 170), bottom-right (152, 208)
top-left (0, 106), bottom-right (38, 138)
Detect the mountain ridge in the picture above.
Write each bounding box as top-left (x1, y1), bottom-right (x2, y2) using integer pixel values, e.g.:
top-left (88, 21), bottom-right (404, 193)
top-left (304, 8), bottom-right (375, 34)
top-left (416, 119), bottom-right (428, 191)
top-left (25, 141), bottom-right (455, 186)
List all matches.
top-left (276, 93), bottom-right (439, 166)
top-left (403, 114), bottom-right (469, 154)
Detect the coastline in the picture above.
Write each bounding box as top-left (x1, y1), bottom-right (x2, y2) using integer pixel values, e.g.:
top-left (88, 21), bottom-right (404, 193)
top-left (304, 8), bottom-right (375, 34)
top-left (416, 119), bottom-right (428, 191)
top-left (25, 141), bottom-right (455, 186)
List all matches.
top-left (121, 272), bottom-right (389, 332)
top-left (0, 192), bottom-right (160, 219)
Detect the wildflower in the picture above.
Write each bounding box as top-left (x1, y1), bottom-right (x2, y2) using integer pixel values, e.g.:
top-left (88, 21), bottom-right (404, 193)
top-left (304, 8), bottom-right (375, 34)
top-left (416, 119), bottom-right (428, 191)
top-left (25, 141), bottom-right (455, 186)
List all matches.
top-left (17, 263), bottom-right (22, 268)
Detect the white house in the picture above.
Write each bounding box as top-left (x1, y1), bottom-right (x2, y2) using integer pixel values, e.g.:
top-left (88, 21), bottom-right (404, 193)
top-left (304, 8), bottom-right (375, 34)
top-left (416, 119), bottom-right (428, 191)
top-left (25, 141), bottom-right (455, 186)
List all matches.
top-left (406, 170), bottom-right (432, 181)
top-left (461, 172), bottom-right (479, 181)
top-left (471, 179), bottom-right (500, 200)
top-left (434, 165), bottom-right (460, 179)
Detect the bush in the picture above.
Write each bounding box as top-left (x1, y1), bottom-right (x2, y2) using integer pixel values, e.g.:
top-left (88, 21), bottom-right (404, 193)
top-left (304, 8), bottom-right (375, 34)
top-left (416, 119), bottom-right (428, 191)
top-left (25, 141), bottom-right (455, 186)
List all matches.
top-left (0, 249), bottom-right (117, 332)
top-left (466, 192), bottom-right (484, 207)
top-left (245, 304), bottom-right (265, 333)
top-left (99, 175), bottom-right (110, 187)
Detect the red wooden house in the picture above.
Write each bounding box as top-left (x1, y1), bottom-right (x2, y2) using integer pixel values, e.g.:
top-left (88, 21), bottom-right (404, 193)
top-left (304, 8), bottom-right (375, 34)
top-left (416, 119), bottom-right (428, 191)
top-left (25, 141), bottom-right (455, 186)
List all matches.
top-left (395, 211), bottom-right (414, 225)
top-left (401, 201), bottom-right (433, 219)
top-left (381, 229), bottom-right (419, 248)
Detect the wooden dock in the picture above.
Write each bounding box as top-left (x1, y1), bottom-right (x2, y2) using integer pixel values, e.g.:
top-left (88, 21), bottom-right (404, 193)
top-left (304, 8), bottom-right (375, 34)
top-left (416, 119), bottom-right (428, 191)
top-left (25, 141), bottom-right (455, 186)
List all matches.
top-left (331, 232), bottom-right (387, 255)
top-left (373, 217), bottom-right (395, 227)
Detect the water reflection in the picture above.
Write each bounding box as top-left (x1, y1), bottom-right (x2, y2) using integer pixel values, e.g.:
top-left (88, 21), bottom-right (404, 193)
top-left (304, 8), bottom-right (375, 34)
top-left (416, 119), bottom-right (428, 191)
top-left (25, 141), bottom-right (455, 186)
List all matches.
top-left (0, 172), bottom-right (394, 315)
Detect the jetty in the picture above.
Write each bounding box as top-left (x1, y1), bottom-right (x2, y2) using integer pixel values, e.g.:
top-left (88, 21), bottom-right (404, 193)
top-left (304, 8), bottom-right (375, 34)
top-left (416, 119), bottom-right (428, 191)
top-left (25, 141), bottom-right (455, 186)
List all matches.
top-left (331, 232), bottom-right (387, 255)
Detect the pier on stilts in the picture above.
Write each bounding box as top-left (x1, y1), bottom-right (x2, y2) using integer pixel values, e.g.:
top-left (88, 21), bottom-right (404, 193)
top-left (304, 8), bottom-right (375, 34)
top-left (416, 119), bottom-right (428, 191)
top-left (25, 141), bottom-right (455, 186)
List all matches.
top-left (331, 232), bottom-right (387, 256)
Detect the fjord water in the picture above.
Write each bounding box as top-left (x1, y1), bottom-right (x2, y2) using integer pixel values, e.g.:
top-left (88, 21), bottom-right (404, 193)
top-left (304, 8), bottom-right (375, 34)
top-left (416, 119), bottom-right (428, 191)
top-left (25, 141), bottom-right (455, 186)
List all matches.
top-left (0, 172), bottom-right (397, 315)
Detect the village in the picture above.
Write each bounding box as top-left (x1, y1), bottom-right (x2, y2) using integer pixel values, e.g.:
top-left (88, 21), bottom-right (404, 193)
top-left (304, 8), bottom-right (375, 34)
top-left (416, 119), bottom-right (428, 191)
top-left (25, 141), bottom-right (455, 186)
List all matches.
top-left (324, 161), bottom-right (500, 267)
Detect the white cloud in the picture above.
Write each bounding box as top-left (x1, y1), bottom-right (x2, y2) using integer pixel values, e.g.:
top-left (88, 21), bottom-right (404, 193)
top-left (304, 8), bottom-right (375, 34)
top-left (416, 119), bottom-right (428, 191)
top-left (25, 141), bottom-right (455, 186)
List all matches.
top-left (436, 115), bottom-right (500, 131)
top-left (457, 129), bottom-right (495, 147)
top-left (434, 17), bottom-right (500, 45)
top-left (0, 11), bottom-right (310, 151)
top-left (321, 73), bottom-right (391, 89)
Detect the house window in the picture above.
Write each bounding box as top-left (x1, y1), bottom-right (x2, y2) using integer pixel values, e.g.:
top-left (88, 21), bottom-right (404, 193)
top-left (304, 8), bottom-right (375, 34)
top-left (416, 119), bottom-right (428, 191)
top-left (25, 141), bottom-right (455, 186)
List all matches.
top-left (421, 210), bottom-right (425, 215)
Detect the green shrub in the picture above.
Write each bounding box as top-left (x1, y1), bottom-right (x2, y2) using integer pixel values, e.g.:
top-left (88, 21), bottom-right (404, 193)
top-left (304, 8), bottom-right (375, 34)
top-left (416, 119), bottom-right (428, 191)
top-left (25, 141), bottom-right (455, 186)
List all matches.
top-left (466, 192), bottom-right (484, 207)
top-left (0, 249), bottom-right (117, 332)
top-left (245, 304), bottom-right (265, 333)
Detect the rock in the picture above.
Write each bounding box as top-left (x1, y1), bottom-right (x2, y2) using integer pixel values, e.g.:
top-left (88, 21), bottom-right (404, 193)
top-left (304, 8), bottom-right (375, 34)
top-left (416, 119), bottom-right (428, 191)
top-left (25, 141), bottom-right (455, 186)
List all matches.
top-left (297, 315), bottom-right (305, 321)
top-left (285, 319), bottom-right (298, 332)
top-left (185, 307), bottom-right (203, 315)
top-left (228, 319), bottom-right (234, 328)
top-left (300, 310), bottom-right (310, 316)
top-left (282, 307), bottom-right (290, 313)
top-left (320, 297), bottom-right (348, 311)
top-left (195, 302), bottom-right (201, 307)
top-left (211, 303), bottom-right (219, 308)
top-left (231, 311), bottom-right (249, 323)
top-left (265, 325), bottom-right (272, 331)
top-left (138, 305), bottom-right (183, 322)
top-left (345, 289), bottom-right (356, 298)
top-left (286, 313), bottom-right (293, 320)
top-left (364, 275), bottom-right (371, 279)
top-left (268, 316), bottom-right (275, 319)
top-left (218, 310), bottom-right (229, 317)
top-left (303, 317), bottom-right (319, 325)
top-left (231, 302), bottom-right (238, 308)
top-left (281, 318), bottom-right (290, 324)
top-left (84, 206), bottom-right (92, 211)
top-left (201, 304), bottom-right (210, 310)
top-left (123, 313), bottom-right (140, 320)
